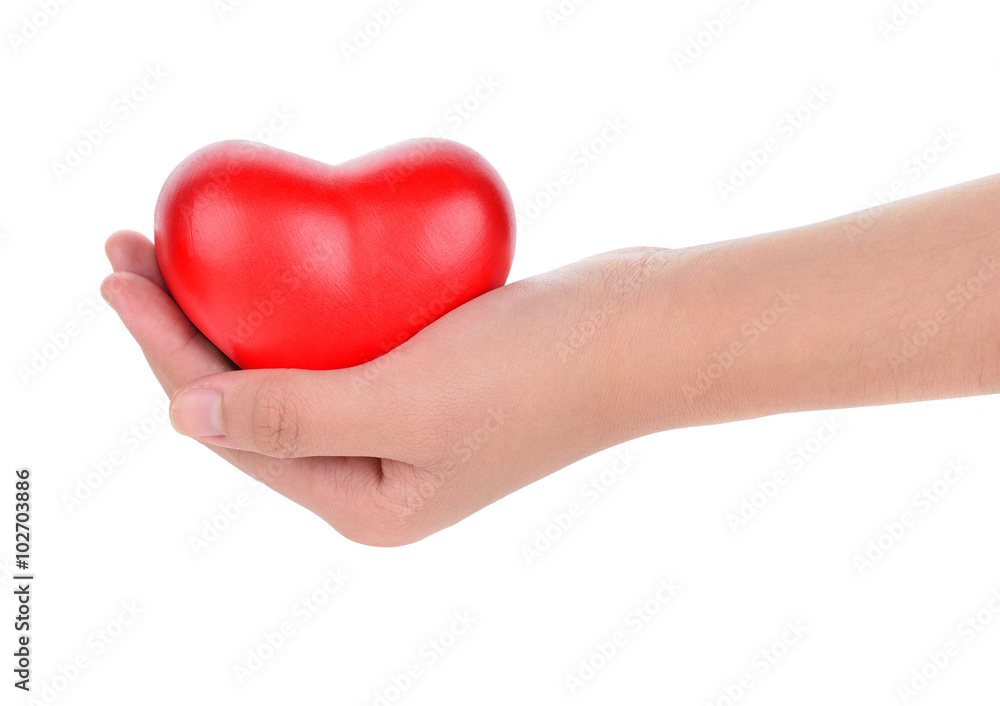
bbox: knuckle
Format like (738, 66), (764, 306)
(252, 377), (303, 457)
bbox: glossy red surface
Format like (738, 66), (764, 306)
(154, 139), (516, 369)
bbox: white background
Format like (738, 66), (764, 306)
(3, 0), (1000, 704)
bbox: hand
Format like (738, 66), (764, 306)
(103, 176), (1000, 546)
(102, 230), (674, 546)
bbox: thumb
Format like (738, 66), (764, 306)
(168, 367), (403, 459)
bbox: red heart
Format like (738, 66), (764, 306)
(154, 139), (516, 370)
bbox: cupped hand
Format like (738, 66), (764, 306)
(102, 230), (674, 546)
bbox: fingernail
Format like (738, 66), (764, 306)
(170, 387), (224, 438)
(100, 275), (116, 306)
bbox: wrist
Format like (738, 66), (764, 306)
(623, 238), (803, 435)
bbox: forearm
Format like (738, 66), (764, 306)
(100, 174), (1000, 544)
(632, 173), (1000, 434)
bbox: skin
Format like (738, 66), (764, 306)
(102, 172), (1000, 547)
